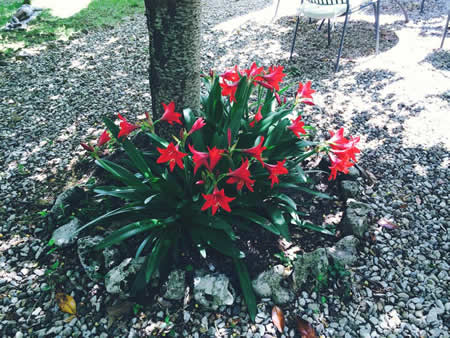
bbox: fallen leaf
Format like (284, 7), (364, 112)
(416, 196), (421, 205)
(271, 305), (285, 333)
(56, 293), (77, 315)
(296, 317), (317, 338)
(369, 232), (377, 243)
(377, 218), (398, 230)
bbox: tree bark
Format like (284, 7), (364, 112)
(144, 0), (201, 138)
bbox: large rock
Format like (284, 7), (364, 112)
(50, 187), (85, 220)
(193, 271), (234, 310)
(104, 257), (145, 294)
(163, 270), (186, 300)
(342, 199), (371, 238)
(77, 236), (104, 281)
(51, 218), (81, 247)
(326, 235), (359, 266)
(292, 248), (329, 292)
(339, 180), (359, 200)
(252, 265), (293, 305)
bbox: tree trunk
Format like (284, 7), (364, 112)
(144, 0), (201, 138)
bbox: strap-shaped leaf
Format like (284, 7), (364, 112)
(293, 219), (335, 236)
(232, 209), (280, 236)
(195, 215), (236, 240)
(76, 204), (146, 233)
(135, 234), (153, 259)
(296, 186), (332, 199)
(95, 159), (150, 192)
(95, 219), (162, 250)
(233, 258), (257, 322)
(267, 207), (290, 241)
(103, 117), (153, 179)
(94, 186), (144, 201)
(273, 193), (297, 210)
(146, 132), (168, 148)
(193, 227), (242, 258)
(145, 236), (172, 283)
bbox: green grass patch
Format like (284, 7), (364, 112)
(0, 0), (144, 58)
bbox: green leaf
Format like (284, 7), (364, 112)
(194, 215), (236, 240)
(104, 117), (153, 179)
(232, 209), (280, 235)
(233, 258), (257, 321)
(267, 207), (290, 241)
(293, 220), (335, 236)
(95, 159), (150, 192)
(77, 204), (146, 233)
(136, 235), (153, 259)
(94, 186), (144, 201)
(95, 219), (162, 250)
(146, 132), (168, 148)
(296, 186), (332, 199)
(274, 193), (297, 210)
(145, 236), (172, 283)
(193, 227), (242, 258)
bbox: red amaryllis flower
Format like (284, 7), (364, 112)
(227, 128), (232, 148)
(256, 80), (274, 91)
(189, 117), (206, 135)
(242, 137), (267, 166)
(328, 152), (354, 181)
(156, 142), (187, 172)
(118, 114), (138, 138)
(275, 92), (282, 106)
(97, 130), (111, 147)
(328, 128), (360, 162)
(249, 106), (263, 128)
(207, 146), (225, 170)
(265, 159), (288, 188)
(262, 65), (286, 91)
(296, 81), (315, 105)
(220, 80), (239, 102)
(226, 158), (255, 192)
(161, 102), (182, 125)
(189, 144), (209, 174)
(288, 115), (306, 138)
(201, 186), (235, 215)
(244, 62), (264, 83)
(81, 143), (94, 152)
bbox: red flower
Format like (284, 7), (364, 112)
(81, 143), (94, 152)
(118, 114), (138, 138)
(189, 144), (209, 174)
(265, 159), (289, 188)
(201, 186), (235, 215)
(189, 117), (206, 135)
(242, 137), (267, 166)
(296, 81), (315, 105)
(188, 145), (224, 173)
(256, 80), (274, 91)
(288, 115), (306, 138)
(221, 66), (240, 82)
(262, 65), (286, 91)
(227, 128), (232, 148)
(226, 158), (255, 192)
(156, 143), (187, 172)
(161, 102), (182, 125)
(97, 130), (111, 147)
(328, 152), (354, 181)
(328, 128), (360, 162)
(249, 106), (263, 128)
(244, 62), (264, 83)
(207, 146), (225, 171)
(275, 92), (282, 106)
(220, 67), (240, 102)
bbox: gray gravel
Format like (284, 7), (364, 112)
(1, 0), (449, 337)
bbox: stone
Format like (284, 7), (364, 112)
(326, 235), (360, 266)
(163, 270), (186, 300)
(193, 271), (234, 310)
(347, 166), (360, 179)
(252, 265), (294, 305)
(51, 218), (81, 247)
(50, 186), (85, 221)
(340, 180), (359, 199)
(77, 236), (104, 281)
(103, 247), (120, 270)
(342, 199), (371, 238)
(104, 257), (145, 294)
(292, 248), (329, 292)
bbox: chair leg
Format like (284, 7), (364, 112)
(440, 13), (449, 49)
(375, 0), (380, 54)
(335, 12), (349, 72)
(290, 16), (301, 61)
(420, 0), (425, 14)
(318, 19), (325, 31)
(327, 19), (331, 47)
(272, 0), (281, 22)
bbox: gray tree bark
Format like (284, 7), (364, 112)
(144, 0), (201, 137)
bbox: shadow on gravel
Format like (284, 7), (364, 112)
(422, 49), (450, 71)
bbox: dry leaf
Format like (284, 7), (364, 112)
(296, 317), (317, 338)
(56, 293), (77, 315)
(377, 218), (398, 230)
(271, 305), (285, 333)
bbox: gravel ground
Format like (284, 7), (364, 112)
(0, 0), (449, 337)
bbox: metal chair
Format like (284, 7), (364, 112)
(289, 0), (380, 72)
